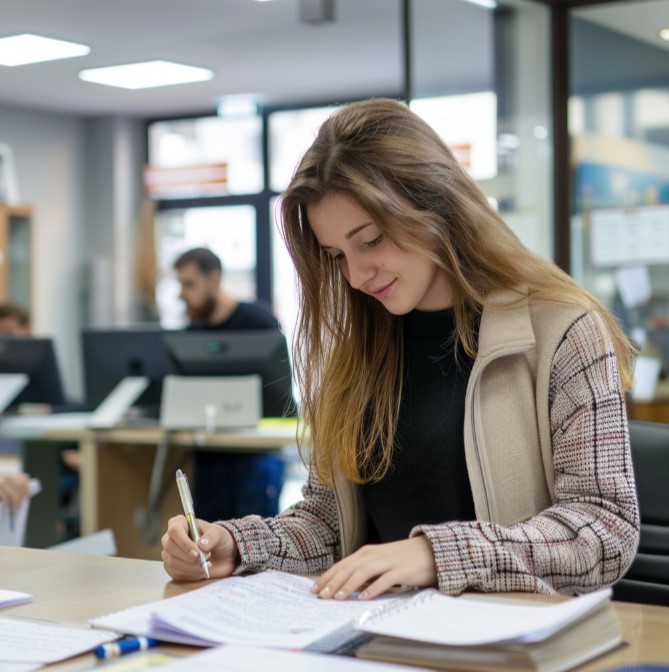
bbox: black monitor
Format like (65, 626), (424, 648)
(162, 330), (297, 418)
(81, 326), (174, 413)
(0, 336), (66, 407)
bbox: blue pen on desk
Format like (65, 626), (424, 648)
(94, 637), (159, 659)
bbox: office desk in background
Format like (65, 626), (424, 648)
(0, 414), (299, 558)
(1, 546), (669, 671)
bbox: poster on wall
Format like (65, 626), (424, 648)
(0, 143), (20, 204)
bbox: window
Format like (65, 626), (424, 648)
(155, 205), (257, 328)
(147, 115), (263, 197)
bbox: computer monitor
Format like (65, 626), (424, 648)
(81, 327), (174, 413)
(162, 330), (297, 418)
(0, 336), (66, 407)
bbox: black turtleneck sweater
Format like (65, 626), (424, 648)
(362, 308), (476, 543)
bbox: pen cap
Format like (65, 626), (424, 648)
(175, 469), (194, 513)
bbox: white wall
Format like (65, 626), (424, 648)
(0, 102), (87, 399)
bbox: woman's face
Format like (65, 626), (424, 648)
(307, 193), (453, 314)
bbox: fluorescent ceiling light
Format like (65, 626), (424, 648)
(79, 60), (214, 90)
(0, 33), (90, 66)
(660, 28), (669, 42)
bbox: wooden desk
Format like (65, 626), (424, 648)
(1, 546), (669, 671)
(48, 424), (299, 537)
(0, 546), (200, 670)
(1, 415), (299, 558)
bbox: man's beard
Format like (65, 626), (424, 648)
(187, 294), (218, 323)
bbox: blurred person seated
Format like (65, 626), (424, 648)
(0, 302), (80, 540)
(0, 302), (31, 336)
(0, 473), (30, 510)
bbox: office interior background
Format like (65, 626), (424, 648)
(0, 0), (668, 409)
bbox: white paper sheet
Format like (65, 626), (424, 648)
(0, 664), (41, 672)
(159, 644), (418, 672)
(359, 587), (613, 646)
(0, 591), (32, 609)
(615, 265), (652, 309)
(0, 479), (42, 547)
(0, 617), (117, 664)
(91, 571), (409, 650)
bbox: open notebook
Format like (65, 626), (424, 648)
(0, 478), (42, 547)
(90, 568), (619, 671)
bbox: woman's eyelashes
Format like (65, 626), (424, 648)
(363, 234), (384, 249)
(325, 234), (384, 262)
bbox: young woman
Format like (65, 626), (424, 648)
(162, 98), (639, 600)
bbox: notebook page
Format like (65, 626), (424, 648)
(0, 617), (117, 664)
(92, 570), (410, 650)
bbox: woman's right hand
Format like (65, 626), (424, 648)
(161, 515), (239, 581)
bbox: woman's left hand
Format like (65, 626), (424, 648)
(312, 535), (437, 601)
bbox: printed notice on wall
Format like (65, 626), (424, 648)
(590, 205), (669, 268)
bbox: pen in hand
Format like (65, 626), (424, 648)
(175, 468), (210, 579)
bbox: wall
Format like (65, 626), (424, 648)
(0, 105), (147, 401)
(0, 102), (86, 399)
(82, 117), (147, 330)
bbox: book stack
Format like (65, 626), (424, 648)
(355, 587), (621, 672)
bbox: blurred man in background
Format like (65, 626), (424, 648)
(173, 247), (288, 521)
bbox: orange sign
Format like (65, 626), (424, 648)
(143, 163), (228, 198)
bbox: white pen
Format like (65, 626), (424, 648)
(175, 469), (210, 579)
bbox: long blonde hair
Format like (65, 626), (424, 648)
(280, 98), (635, 487)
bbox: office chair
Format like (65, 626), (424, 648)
(613, 420), (669, 607)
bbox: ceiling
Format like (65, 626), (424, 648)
(574, 0), (669, 52)
(0, 0), (666, 119)
(0, 0), (403, 117)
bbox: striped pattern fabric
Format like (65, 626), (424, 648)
(220, 313), (640, 596)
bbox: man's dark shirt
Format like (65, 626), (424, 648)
(187, 302), (279, 331)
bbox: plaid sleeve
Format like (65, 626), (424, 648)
(216, 461), (342, 576)
(410, 312), (640, 596)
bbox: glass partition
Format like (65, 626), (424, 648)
(408, 0), (553, 260)
(570, 0), (669, 396)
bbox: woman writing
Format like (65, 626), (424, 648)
(162, 98), (639, 599)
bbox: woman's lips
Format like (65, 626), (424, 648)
(370, 279), (396, 299)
